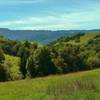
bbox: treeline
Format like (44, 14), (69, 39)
(0, 33), (100, 81)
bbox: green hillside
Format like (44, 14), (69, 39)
(79, 32), (100, 43)
(0, 32), (99, 81)
(0, 69), (100, 100)
(52, 32), (100, 45)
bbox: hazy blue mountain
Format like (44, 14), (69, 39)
(0, 28), (100, 44)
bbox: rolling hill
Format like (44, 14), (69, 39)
(51, 32), (100, 46)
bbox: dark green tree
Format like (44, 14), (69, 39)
(0, 63), (10, 82)
(27, 46), (57, 77)
(0, 49), (5, 63)
(18, 47), (30, 78)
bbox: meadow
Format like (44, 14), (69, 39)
(0, 68), (100, 100)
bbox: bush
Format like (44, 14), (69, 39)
(0, 63), (10, 82)
(86, 56), (100, 69)
(0, 49), (5, 63)
(4, 55), (22, 80)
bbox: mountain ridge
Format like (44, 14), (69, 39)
(0, 28), (100, 43)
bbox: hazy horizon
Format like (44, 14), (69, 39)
(0, 27), (100, 31)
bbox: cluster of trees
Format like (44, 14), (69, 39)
(0, 33), (100, 81)
(0, 49), (10, 81)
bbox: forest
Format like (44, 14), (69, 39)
(0, 32), (100, 81)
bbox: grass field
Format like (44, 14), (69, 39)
(0, 68), (100, 100)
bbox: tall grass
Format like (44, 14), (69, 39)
(0, 69), (100, 100)
(47, 80), (98, 100)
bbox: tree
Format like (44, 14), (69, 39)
(0, 49), (5, 63)
(26, 54), (38, 77)
(86, 55), (100, 69)
(53, 56), (68, 74)
(0, 64), (10, 82)
(26, 46), (57, 77)
(17, 41), (38, 78)
(18, 47), (30, 78)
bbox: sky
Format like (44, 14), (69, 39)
(0, 0), (100, 30)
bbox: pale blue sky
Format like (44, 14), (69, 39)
(0, 0), (100, 30)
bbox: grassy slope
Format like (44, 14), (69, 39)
(64, 32), (100, 45)
(0, 69), (100, 100)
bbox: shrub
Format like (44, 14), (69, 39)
(0, 49), (5, 63)
(0, 63), (10, 81)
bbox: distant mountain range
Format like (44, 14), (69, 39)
(0, 28), (100, 44)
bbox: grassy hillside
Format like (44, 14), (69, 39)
(70, 32), (99, 45)
(53, 32), (100, 45)
(0, 69), (100, 100)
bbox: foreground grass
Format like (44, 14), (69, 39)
(0, 69), (100, 100)
(65, 32), (100, 45)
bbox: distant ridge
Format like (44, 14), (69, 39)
(0, 28), (100, 44)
